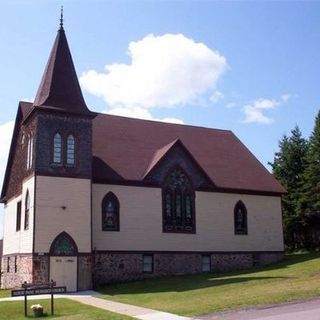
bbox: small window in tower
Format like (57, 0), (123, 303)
(66, 134), (75, 165)
(53, 133), (62, 164)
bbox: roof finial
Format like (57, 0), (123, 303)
(59, 6), (64, 30)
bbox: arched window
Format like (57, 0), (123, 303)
(50, 231), (78, 256)
(24, 190), (30, 230)
(234, 201), (248, 235)
(26, 134), (33, 169)
(162, 167), (195, 233)
(102, 192), (120, 231)
(66, 134), (75, 165)
(53, 133), (62, 164)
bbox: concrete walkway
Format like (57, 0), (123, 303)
(0, 290), (192, 320)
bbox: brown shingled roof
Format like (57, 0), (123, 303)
(33, 27), (90, 115)
(92, 113), (286, 194)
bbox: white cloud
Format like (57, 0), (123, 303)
(105, 107), (184, 124)
(242, 94), (290, 124)
(209, 91), (224, 104)
(80, 33), (227, 121)
(0, 120), (14, 239)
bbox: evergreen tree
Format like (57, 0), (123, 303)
(270, 126), (308, 249)
(298, 111), (320, 247)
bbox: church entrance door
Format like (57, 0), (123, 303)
(49, 232), (78, 292)
(50, 256), (77, 292)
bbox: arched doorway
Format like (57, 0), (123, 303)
(49, 232), (78, 292)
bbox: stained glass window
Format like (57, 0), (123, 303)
(163, 167), (195, 233)
(102, 192), (120, 231)
(66, 134), (75, 165)
(24, 190), (30, 230)
(51, 232), (77, 256)
(53, 133), (62, 164)
(234, 201), (248, 235)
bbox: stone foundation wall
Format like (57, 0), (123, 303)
(93, 253), (143, 285)
(1, 255), (33, 289)
(33, 255), (49, 284)
(93, 251), (284, 287)
(78, 255), (93, 291)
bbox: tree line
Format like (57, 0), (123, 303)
(269, 110), (320, 250)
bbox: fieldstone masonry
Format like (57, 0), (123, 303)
(1, 255), (33, 288)
(92, 252), (284, 287)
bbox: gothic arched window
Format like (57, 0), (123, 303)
(53, 133), (62, 164)
(50, 232), (78, 256)
(234, 201), (248, 235)
(102, 192), (120, 231)
(162, 167), (195, 233)
(66, 134), (75, 165)
(24, 190), (30, 230)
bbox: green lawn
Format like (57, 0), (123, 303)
(0, 298), (133, 319)
(97, 252), (320, 317)
(0, 290), (10, 298)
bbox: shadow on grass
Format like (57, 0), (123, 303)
(97, 252), (320, 296)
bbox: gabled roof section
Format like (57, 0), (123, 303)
(33, 26), (90, 115)
(1, 101), (33, 202)
(142, 138), (215, 187)
(92, 113), (286, 195)
(142, 139), (179, 179)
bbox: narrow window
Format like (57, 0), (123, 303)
(143, 254), (153, 273)
(26, 136), (30, 169)
(24, 190), (30, 230)
(7, 257), (10, 273)
(16, 201), (22, 231)
(202, 255), (211, 272)
(53, 133), (62, 164)
(162, 167), (195, 233)
(29, 134), (33, 168)
(234, 201), (248, 235)
(14, 256), (18, 273)
(102, 192), (120, 231)
(66, 134), (75, 165)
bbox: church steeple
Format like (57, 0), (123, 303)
(33, 12), (90, 115)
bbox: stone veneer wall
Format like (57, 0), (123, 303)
(78, 255), (93, 291)
(33, 255), (49, 284)
(0, 255), (33, 289)
(93, 252), (284, 287)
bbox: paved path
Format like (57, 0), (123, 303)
(198, 298), (320, 320)
(0, 290), (192, 320)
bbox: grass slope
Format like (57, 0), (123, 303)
(0, 299), (133, 320)
(98, 252), (320, 316)
(0, 290), (10, 298)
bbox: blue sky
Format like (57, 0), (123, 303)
(1, 1), (320, 237)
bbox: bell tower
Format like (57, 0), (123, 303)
(26, 12), (93, 291)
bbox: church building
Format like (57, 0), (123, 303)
(0, 20), (285, 291)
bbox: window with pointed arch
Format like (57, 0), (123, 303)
(234, 201), (248, 235)
(53, 132), (62, 164)
(66, 134), (75, 165)
(102, 192), (120, 231)
(162, 167), (195, 233)
(24, 190), (30, 230)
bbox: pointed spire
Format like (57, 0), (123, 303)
(33, 11), (90, 115)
